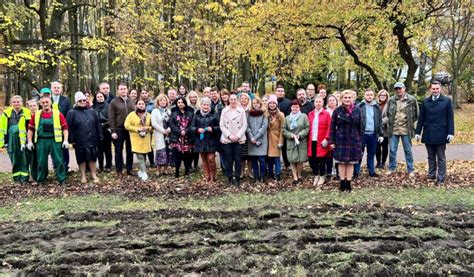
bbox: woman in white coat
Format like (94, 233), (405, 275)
(151, 94), (171, 177)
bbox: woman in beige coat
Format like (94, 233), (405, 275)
(266, 95), (285, 181)
(220, 94), (247, 186)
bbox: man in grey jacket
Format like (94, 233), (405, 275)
(355, 89), (384, 177)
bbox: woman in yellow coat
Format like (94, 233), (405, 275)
(125, 99), (152, 181)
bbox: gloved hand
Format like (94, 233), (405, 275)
(20, 144), (26, 151)
(26, 142), (34, 151)
(378, 137), (384, 143)
(447, 135), (454, 143)
(62, 141), (70, 149)
(321, 139), (328, 148)
(415, 134), (421, 142)
(277, 144), (283, 149)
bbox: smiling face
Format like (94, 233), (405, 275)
(179, 85), (186, 95)
(11, 97), (22, 110)
(291, 104), (300, 113)
(96, 93), (105, 103)
(129, 89), (138, 99)
(77, 98), (87, 108)
(159, 97), (168, 108)
(318, 89), (327, 99)
(189, 94), (197, 105)
(314, 97), (323, 110)
(176, 98), (186, 109)
(229, 94), (238, 108)
(136, 100), (146, 110)
(252, 98), (262, 110)
(28, 101), (38, 113)
(201, 102), (210, 113)
(342, 93), (353, 106)
(378, 91), (388, 103)
(327, 96), (337, 108)
(140, 90), (149, 100)
(240, 95), (249, 107)
(430, 83), (441, 96)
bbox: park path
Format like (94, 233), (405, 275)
(0, 144), (472, 172)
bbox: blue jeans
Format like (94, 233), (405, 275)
(251, 156), (266, 179)
(355, 133), (377, 175)
(267, 157), (281, 177)
(389, 135), (414, 173)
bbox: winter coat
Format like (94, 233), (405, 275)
(151, 107), (170, 151)
(379, 101), (389, 137)
(246, 110), (269, 156)
(300, 101), (315, 115)
(220, 106), (247, 144)
(169, 106), (195, 145)
(211, 99), (224, 118)
(387, 93), (419, 138)
(283, 113), (309, 163)
(267, 110), (285, 157)
(108, 96), (135, 133)
(124, 111), (152, 154)
(358, 100), (383, 137)
(53, 95), (71, 117)
(190, 110), (221, 153)
(415, 95), (455, 145)
(93, 101), (109, 128)
(66, 107), (103, 149)
(307, 109), (331, 158)
(278, 97), (292, 116)
(329, 105), (363, 163)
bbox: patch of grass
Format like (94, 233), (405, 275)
(0, 187), (473, 222)
(453, 103), (474, 144)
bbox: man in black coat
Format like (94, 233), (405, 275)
(415, 81), (455, 184)
(51, 81), (71, 172)
(297, 88), (315, 115)
(275, 84), (292, 170)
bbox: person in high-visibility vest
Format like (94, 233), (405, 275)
(26, 99), (39, 181)
(27, 96), (69, 184)
(0, 95), (31, 183)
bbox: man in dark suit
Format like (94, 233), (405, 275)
(51, 81), (71, 172)
(415, 81), (455, 184)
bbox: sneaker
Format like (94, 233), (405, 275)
(369, 173), (378, 177)
(408, 172), (415, 178)
(313, 176), (320, 186)
(138, 171), (144, 179)
(141, 172), (149, 181)
(385, 170), (394, 176)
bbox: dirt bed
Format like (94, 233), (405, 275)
(0, 204), (472, 275)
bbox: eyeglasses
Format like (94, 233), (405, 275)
(78, 99), (86, 102)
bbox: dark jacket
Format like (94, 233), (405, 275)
(300, 101), (315, 115)
(93, 101), (109, 128)
(358, 100), (383, 137)
(329, 106), (363, 163)
(66, 107), (103, 148)
(106, 93), (115, 104)
(211, 99), (224, 118)
(169, 106), (195, 144)
(190, 110), (220, 152)
(108, 96), (135, 133)
(415, 95), (455, 145)
(278, 97), (292, 116)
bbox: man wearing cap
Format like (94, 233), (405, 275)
(39, 87), (52, 98)
(415, 81), (454, 184)
(386, 82), (419, 177)
(26, 95), (69, 184)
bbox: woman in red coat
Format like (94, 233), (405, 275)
(307, 96), (331, 186)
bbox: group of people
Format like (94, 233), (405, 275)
(0, 80), (455, 191)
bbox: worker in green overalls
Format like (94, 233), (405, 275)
(0, 95), (31, 183)
(27, 95), (69, 184)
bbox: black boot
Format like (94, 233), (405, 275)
(346, 180), (352, 192)
(275, 174), (281, 181)
(339, 180), (345, 191)
(253, 176), (258, 183)
(227, 176), (233, 186)
(235, 177), (241, 187)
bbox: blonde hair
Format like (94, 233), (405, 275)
(238, 92), (251, 111)
(10, 95), (23, 105)
(155, 94), (170, 108)
(187, 90), (201, 109)
(377, 89), (390, 103)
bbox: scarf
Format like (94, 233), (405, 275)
(288, 111), (302, 130)
(343, 103), (355, 115)
(268, 107), (278, 118)
(136, 110), (146, 126)
(200, 110), (210, 117)
(249, 109), (264, 117)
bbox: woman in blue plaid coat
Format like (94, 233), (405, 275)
(329, 90), (362, 192)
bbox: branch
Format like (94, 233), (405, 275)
(23, 0), (40, 17)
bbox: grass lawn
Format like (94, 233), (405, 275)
(1, 186), (473, 222)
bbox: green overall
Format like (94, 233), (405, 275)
(36, 116), (67, 183)
(6, 112), (29, 182)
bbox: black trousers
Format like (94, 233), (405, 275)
(113, 129), (133, 172)
(308, 141), (325, 176)
(222, 143), (242, 178)
(98, 127), (112, 170)
(282, 140), (290, 168)
(192, 152), (199, 169)
(376, 136), (389, 165)
(173, 149), (193, 177)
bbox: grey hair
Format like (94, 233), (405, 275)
(200, 97), (211, 105)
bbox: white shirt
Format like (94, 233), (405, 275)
(311, 108), (322, 141)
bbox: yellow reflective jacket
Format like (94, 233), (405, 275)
(0, 107), (31, 147)
(34, 109), (62, 143)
